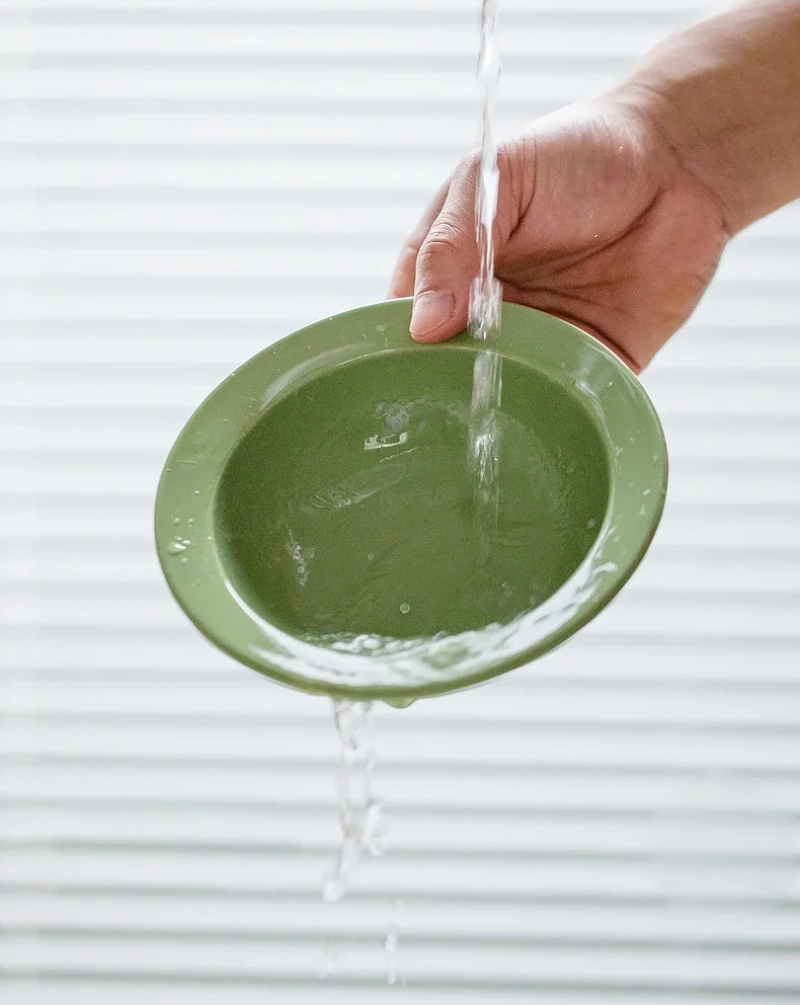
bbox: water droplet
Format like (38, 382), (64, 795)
(167, 537), (191, 556)
(384, 696), (415, 709)
(587, 518), (597, 529)
(367, 553), (375, 561)
(319, 940), (340, 979)
(172, 517), (181, 526)
(179, 556), (188, 564)
(321, 876), (345, 904)
(194, 489), (200, 496)
(606, 380), (614, 388)
(642, 489), (651, 497)
(187, 518), (194, 525)
(385, 900), (403, 986)
(399, 602), (410, 615)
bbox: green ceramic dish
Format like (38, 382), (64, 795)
(155, 299), (667, 703)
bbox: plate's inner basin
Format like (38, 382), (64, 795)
(215, 348), (609, 642)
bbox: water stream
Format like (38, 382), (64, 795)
(320, 1), (504, 980)
(468, 0), (503, 534)
(322, 699), (385, 904)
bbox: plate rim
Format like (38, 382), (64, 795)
(154, 298), (668, 701)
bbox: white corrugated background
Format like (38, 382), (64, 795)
(1, 1), (799, 1002)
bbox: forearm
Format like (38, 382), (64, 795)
(611, 0), (800, 234)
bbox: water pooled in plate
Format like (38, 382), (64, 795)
(215, 349), (609, 647)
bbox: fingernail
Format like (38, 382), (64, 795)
(410, 291), (455, 340)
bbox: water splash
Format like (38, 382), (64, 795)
(322, 699), (385, 903)
(468, 0), (503, 532)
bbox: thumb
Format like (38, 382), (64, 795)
(410, 169), (477, 343)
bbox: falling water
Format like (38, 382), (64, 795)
(385, 898), (404, 985)
(322, 699), (385, 903)
(320, 0), (505, 972)
(468, 0), (503, 531)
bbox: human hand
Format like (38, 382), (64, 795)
(389, 98), (729, 371)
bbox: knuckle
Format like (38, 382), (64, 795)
(420, 220), (463, 260)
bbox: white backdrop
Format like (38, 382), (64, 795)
(2, 1), (800, 1002)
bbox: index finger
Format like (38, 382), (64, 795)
(387, 179), (450, 299)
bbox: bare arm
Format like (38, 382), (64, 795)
(613, 0), (800, 235)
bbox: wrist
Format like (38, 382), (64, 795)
(605, 77), (736, 238)
(605, 1), (800, 236)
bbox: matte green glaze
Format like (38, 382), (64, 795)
(155, 299), (667, 702)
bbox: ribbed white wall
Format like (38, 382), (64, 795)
(2, 2), (799, 1002)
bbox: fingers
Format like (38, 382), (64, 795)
(409, 159), (479, 342)
(387, 181), (450, 300)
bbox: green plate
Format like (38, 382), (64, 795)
(155, 299), (667, 703)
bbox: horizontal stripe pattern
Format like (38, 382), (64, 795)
(2, 1), (800, 1002)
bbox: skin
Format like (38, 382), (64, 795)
(389, 1), (800, 372)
